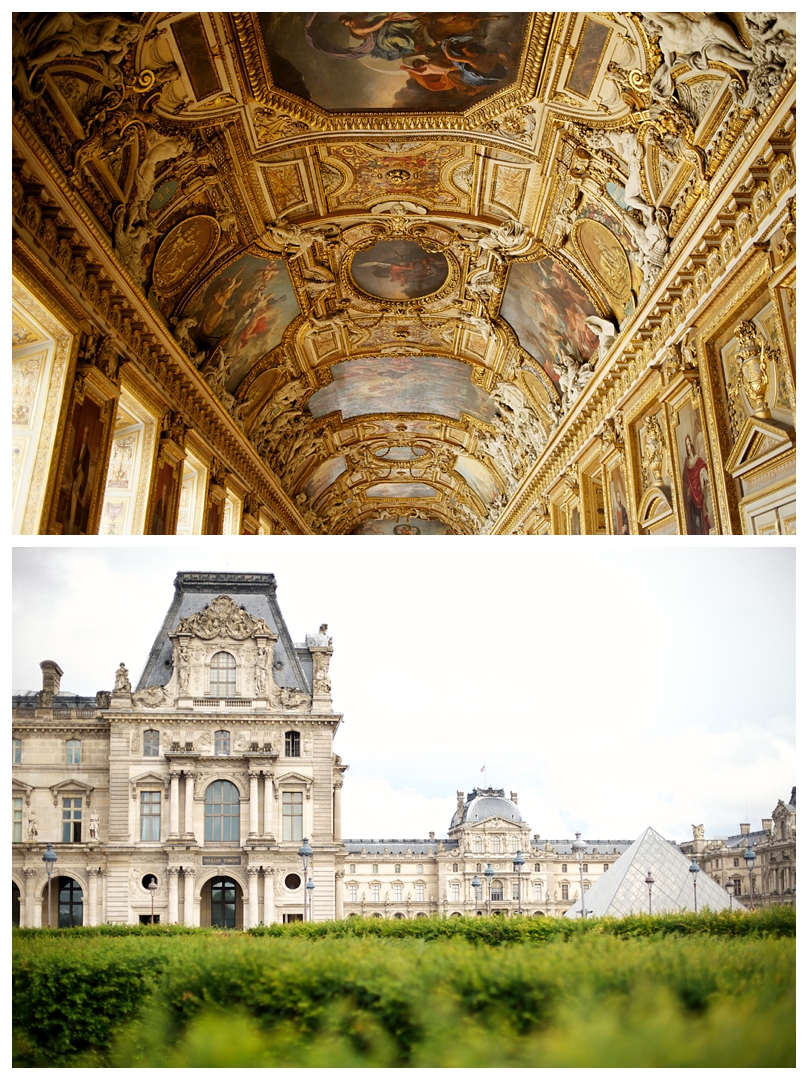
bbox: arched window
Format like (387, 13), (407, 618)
(210, 652), (236, 697)
(492, 836), (501, 854)
(58, 877), (83, 927)
(204, 780), (240, 842)
(12, 881), (20, 926)
(491, 879), (504, 902)
(285, 730), (300, 757)
(210, 877), (238, 928)
(473, 837), (482, 853)
(214, 730), (230, 756)
(143, 730), (159, 756)
(12, 738), (21, 765)
(561, 863), (568, 874)
(66, 739), (81, 764)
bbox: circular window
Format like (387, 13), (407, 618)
(141, 874), (158, 890)
(284, 873), (302, 890)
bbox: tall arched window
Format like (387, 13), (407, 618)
(473, 837), (482, 854)
(66, 739), (81, 764)
(58, 877), (83, 927)
(491, 836), (501, 854)
(210, 652), (236, 697)
(205, 780), (240, 842)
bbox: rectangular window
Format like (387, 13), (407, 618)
(372, 863), (378, 874)
(62, 798), (82, 842)
(452, 863), (458, 873)
(214, 730), (231, 756)
(13, 797), (23, 842)
(534, 863), (541, 873)
(533, 882), (542, 901)
(603, 864), (609, 872)
(512, 881), (520, 900)
(66, 740), (81, 765)
(349, 863), (356, 875)
(140, 791), (161, 842)
(561, 883), (569, 901)
(13, 739), (21, 765)
(282, 791), (303, 842)
(416, 863), (423, 874)
(285, 731), (300, 757)
(394, 863), (401, 874)
(394, 884), (402, 902)
(143, 730), (159, 756)
(491, 883), (504, 901)
(371, 884), (380, 902)
(416, 884), (424, 902)
(492, 837), (501, 854)
(451, 883), (460, 902)
(349, 884), (357, 902)
(582, 863), (588, 873)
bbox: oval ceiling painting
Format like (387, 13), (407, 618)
(350, 240), (449, 301)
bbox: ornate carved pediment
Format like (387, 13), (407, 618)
(637, 486), (674, 530)
(50, 778), (95, 806)
(724, 417), (794, 479)
(174, 595), (277, 641)
(132, 684), (170, 708)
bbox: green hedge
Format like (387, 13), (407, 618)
(13, 914), (796, 1068)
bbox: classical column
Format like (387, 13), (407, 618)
(335, 871), (344, 920)
(333, 780), (343, 842)
(183, 867), (196, 926)
(263, 775), (274, 838)
(183, 774), (195, 837)
(249, 773), (259, 839)
(263, 868), (275, 925)
(23, 867), (37, 928)
(168, 867), (180, 924)
(86, 868), (99, 926)
(169, 772), (180, 836)
(247, 866), (260, 928)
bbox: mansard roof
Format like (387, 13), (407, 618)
(137, 572), (312, 693)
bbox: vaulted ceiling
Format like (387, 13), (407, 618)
(12, 12), (795, 533)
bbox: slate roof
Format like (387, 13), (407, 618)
(564, 825), (734, 917)
(137, 572), (312, 693)
(450, 787), (523, 828)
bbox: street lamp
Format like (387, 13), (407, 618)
(725, 879), (734, 913)
(306, 876), (315, 921)
(513, 849), (525, 915)
(42, 843), (57, 928)
(298, 838), (313, 922)
(572, 832), (587, 918)
(645, 870), (655, 915)
(471, 874), (482, 913)
(743, 841), (757, 910)
(147, 876), (158, 924)
(688, 858), (700, 914)
(484, 862), (494, 916)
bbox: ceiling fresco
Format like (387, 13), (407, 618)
(11, 12), (797, 533)
(260, 13), (530, 112)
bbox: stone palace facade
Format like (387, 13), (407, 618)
(11, 572), (794, 926)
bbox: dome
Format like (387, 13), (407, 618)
(450, 788), (523, 829)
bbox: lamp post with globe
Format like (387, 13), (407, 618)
(513, 849), (525, 915)
(743, 841), (757, 910)
(298, 838), (313, 922)
(42, 843), (57, 928)
(689, 857), (700, 914)
(484, 862), (494, 916)
(572, 832), (588, 918)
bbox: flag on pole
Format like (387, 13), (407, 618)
(480, 765), (485, 772)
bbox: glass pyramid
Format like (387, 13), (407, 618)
(564, 826), (735, 918)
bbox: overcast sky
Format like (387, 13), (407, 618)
(12, 541), (795, 845)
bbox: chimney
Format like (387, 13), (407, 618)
(762, 818), (773, 835)
(429, 831), (435, 840)
(740, 823), (750, 835)
(510, 791), (518, 804)
(39, 660), (63, 702)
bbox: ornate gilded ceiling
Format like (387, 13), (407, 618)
(11, 12), (797, 533)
